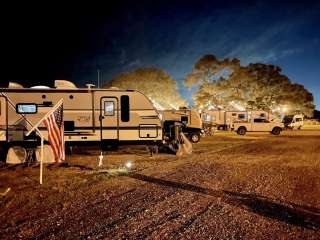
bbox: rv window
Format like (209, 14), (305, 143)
(121, 95), (130, 122)
(16, 104), (37, 114)
(104, 101), (115, 116)
(295, 118), (302, 122)
(254, 118), (269, 123)
(238, 114), (246, 119)
(181, 116), (188, 124)
(203, 114), (211, 122)
(64, 121), (75, 131)
(232, 113), (237, 116)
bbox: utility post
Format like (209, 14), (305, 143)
(97, 68), (100, 88)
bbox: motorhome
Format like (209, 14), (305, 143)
(0, 80), (170, 158)
(201, 110), (273, 130)
(160, 108), (203, 143)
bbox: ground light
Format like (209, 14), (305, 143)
(125, 161), (133, 169)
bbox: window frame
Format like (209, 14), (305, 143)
(238, 114), (246, 119)
(16, 103), (38, 114)
(104, 101), (115, 116)
(254, 118), (269, 123)
(120, 95), (130, 122)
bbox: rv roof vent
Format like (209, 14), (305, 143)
(54, 80), (77, 89)
(8, 82), (24, 88)
(108, 87), (119, 90)
(30, 85), (50, 89)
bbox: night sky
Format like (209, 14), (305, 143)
(1, 1), (320, 109)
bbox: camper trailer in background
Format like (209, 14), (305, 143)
(160, 108), (203, 143)
(283, 114), (304, 130)
(201, 110), (273, 130)
(0, 80), (186, 160)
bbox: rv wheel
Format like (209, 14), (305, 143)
(271, 127), (281, 135)
(237, 127), (246, 135)
(189, 132), (200, 143)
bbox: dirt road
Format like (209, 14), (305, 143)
(0, 131), (320, 239)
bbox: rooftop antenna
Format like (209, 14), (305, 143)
(97, 68), (100, 88)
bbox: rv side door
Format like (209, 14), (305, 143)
(100, 97), (119, 140)
(0, 96), (7, 141)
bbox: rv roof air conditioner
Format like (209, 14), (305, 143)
(108, 87), (120, 90)
(30, 86), (50, 89)
(8, 82), (24, 88)
(54, 80), (77, 89)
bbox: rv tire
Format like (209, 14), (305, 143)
(271, 127), (281, 135)
(189, 132), (200, 143)
(237, 127), (246, 135)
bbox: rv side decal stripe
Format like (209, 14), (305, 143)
(38, 126), (161, 131)
(140, 115), (159, 119)
(36, 108), (156, 111)
(0, 89), (135, 93)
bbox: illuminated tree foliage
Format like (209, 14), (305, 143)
(185, 55), (315, 116)
(104, 67), (186, 109)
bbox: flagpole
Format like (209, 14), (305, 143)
(26, 98), (63, 185)
(40, 135), (44, 184)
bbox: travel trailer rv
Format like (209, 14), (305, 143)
(283, 114), (304, 130)
(160, 108), (203, 143)
(0, 80), (183, 160)
(201, 110), (273, 130)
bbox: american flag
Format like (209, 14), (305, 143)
(43, 102), (65, 162)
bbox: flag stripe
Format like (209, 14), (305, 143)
(45, 117), (60, 160)
(43, 102), (65, 162)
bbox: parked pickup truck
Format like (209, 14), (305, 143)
(232, 118), (284, 135)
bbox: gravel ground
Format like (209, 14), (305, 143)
(0, 130), (319, 239)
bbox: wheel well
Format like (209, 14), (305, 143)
(272, 126), (281, 131)
(183, 127), (201, 134)
(237, 126), (247, 131)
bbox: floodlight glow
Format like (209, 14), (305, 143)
(125, 161), (133, 169)
(150, 98), (164, 110)
(169, 104), (178, 110)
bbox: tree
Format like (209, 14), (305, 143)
(186, 55), (315, 116)
(103, 67), (186, 109)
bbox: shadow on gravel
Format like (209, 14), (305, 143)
(128, 173), (320, 230)
(46, 163), (94, 171)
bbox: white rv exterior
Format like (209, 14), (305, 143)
(0, 81), (163, 148)
(201, 110), (273, 130)
(283, 114), (304, 130)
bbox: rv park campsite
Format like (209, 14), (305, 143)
(0, 130), (319, 239)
